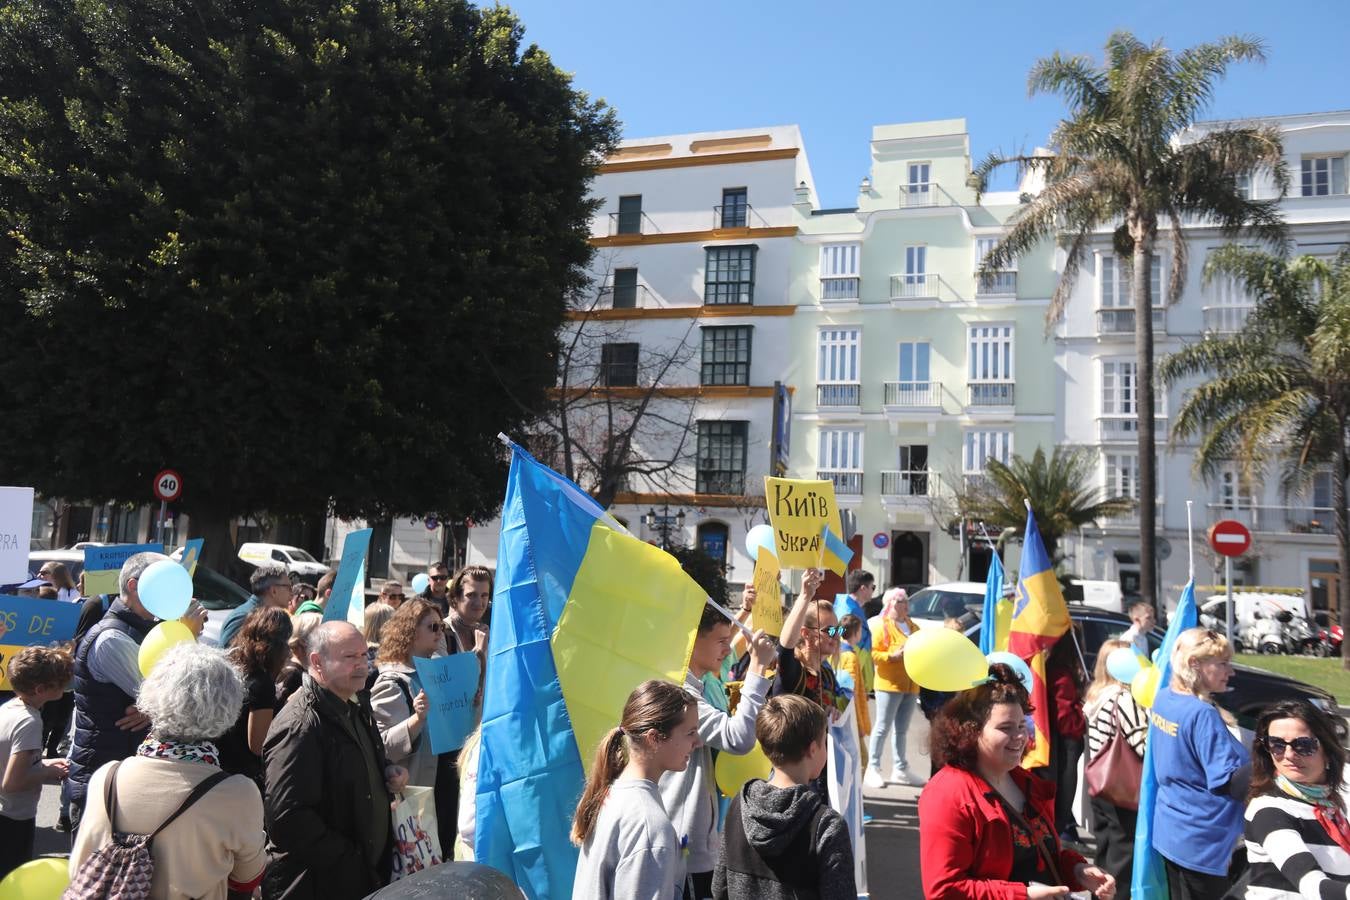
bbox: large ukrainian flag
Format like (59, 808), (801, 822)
(475, 441), (705, 899)
(1008, 507), (1071, 769)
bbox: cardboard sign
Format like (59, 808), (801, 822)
(0, 487), (34, 585)
(763, 476), (845, 571)
(413, 652), (480, 754)
(0, 594), (83, 691)
(83, 543), (166, 596)
(751, 547), (783, 637)
(178, 538), (205, 577)
(323, 528), (372, 624)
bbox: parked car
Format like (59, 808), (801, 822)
(907, 582), (986, 627)
(966, 605), (1340, 732)
(237, 542), (330, 584)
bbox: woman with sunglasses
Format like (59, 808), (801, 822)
(371, 599), (456, 852)
(1240, 699), (1350, 898)
(1148, 627), (1249, 899)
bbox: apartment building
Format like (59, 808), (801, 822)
(1055, 109), (1350, 615)
(788, 119), (1057, 587)
(464, 127), (817, 586)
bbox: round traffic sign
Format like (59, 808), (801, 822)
(872, 532), (889, 550)
(424, 516), (439, 532)
(1208, 519), (1251, 557)
(153, 469), (182, 502)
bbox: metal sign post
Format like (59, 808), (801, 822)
(1225, 555), (1234, 644)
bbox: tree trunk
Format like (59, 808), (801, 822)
(188, 512), (242, 584)
(1132, 226), (1159, 608)
(1335, 434), (1350, 671)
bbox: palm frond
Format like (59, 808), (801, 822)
(1027, 52), (1108, 109)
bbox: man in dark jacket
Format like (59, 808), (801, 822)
(263, 621), (408, 900)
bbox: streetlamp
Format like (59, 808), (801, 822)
(645, 505), (686, 550)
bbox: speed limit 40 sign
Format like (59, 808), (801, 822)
(153, 469), (183, 503)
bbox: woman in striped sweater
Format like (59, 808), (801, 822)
(1241, 699), (1350, 899)
(1084, 639), (1148, 900)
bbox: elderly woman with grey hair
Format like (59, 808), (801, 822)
(69, 642), (267, 900)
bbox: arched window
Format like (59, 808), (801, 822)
(697, 522), (730, 570)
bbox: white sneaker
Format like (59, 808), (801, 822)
(891, 768), (923, 786)
(863, 767), (886, 789)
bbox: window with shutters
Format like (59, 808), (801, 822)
(963, 430), (1012, 474)
(1301, 155), (1347, 196)
(820, 243), (861, 300)
(817, 327), (861, 407)
(967, 324), (1014, 405)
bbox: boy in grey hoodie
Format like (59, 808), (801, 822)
(659, 601), (777, 898)
(713, 695), (856, 900)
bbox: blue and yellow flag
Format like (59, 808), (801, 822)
(1131, 579), (1197, 900)
(979, 551), (1006, 655)
(1008, 507), (1071, 769)
(476, 442), (705, 899)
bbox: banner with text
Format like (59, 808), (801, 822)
(752, 547), (783, 637)
(0, 487), (35, 585)
(413, 652), (480, 754)
(83, 543), (166, 596)
(0, 594), (83, 690)
(763, 476), (848, 573)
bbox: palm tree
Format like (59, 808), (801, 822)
(1160, 247), (1350, 667)
(958, 446), (1136, 564)
(970, 32), (1287, 607)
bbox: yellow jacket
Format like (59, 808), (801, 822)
(871, 617), (920, 694)
(837, 648), (872, 740)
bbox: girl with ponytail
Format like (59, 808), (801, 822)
(571, 679), (701, 900)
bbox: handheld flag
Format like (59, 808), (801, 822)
(979, 551), (1005, 655)
(477, 442), (705, 898)
(1008, 507), (1071, 769)
(322, 528), (372, 624)
(1131, 579), (1198, 900)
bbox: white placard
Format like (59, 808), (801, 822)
(0, 487), (35, 584)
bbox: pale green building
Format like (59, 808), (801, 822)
(787, 118), (1056, 588)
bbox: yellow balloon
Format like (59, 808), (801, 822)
(0, 857), (69, 900)
(1131, 666), (1162, 708)
(138, 620), (197, 677)
(714, 740), (773, 797)
(903, 626), (990, 692)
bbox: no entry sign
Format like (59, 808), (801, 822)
(1208, 519), (1251, 557)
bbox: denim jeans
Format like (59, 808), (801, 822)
(868, 689), (917, 772)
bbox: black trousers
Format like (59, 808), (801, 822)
(41, 691), (74, 757)
(434, 753), (459, 855)
(0, 814), (36, 882)
(683, 870), (714, 900)
(1054, 733), (1084, 835)
(1164, 858), (1231, 900)
(1089, 797), (1137, 900)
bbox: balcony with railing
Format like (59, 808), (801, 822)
(881, 469), (938, 500)
(883, 381), (942, 409)
(968, 381), (1015, 407)
(1203, 305), (1254, 333)
(890, 273), (941, 300)
(976, 270), (1018, 297)
(898, 182), (961, 208)
(1206, 503), (1339, 535)
(608, 211), (662, 237)
(712, 203), (770, 230)
(597, 283), (654, 310)
(1097, 416), (1168, 442)
(820, 277), (860, 301)
(817, 383), (861, 409)
(817, 469), (863, 497)
(1096, 307), (1166, 335)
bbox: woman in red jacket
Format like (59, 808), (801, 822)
(918, 664), (1116, 900)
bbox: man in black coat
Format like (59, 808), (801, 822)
(263, 621), (409, 900)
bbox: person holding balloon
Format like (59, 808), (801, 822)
(1147, 627), (1248, 900)
(1083, 640), (1149, 900)
(65, 552), (202, 831)
(918, 662), (1116, 900)
(865, 587), (922, 788)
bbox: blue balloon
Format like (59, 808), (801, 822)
(137, 559), (192, 621)
(986, 651), (1033, 692)
(1106, 646), (1145, 684)
(744, 524), (776, 560)
(410, 573), (430, 595)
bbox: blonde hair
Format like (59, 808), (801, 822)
(289, 611), (323, 667)
(1084, 638), (1131, 708)
(1170, 627), (1231, 697)
(363, 602), (396, 646)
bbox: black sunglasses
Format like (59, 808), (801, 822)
(1261, 736), (1320, 757)
(430, 574), (449, 582)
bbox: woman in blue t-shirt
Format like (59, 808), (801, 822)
(1148, 628), (1250, 900)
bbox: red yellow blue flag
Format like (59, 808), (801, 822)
(1008, 506), (1071, 769)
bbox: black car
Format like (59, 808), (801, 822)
(966, 604), (1340, 732)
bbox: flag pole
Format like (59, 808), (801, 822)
(1186, 499), (1194, 583)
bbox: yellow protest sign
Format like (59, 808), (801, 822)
(763, 476), (848, 573)
(751, 547), (783, 637)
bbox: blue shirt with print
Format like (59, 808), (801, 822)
(1148, 686), (1246, 875)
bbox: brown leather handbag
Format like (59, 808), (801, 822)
(1085, 697), (1143, 810)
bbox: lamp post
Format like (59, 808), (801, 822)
(644, 504), (686, 551)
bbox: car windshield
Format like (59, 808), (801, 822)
(908, 587), (980, 620)
(286, 548), (317, 563)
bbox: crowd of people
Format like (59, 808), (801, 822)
(0, 552), (1347, 900)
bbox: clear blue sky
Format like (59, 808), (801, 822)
(503, 0), (1350, 206)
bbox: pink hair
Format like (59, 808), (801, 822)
(882, 587), (908, 618)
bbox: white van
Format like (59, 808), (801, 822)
(1067, 579), (1125, 614)
(237, 543), (331, 582)
(1200, 591), (1309, 634)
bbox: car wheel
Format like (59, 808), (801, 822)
(1260, 641), (1281, 655)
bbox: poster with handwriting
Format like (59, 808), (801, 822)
(83, 543), (166, 596)
(763, 476), (843, 570)
(0, 594), (82, 690)
(752, 548), (783, 637)
(413, 652), (480, 754)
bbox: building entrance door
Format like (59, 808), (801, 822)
(890, 531), (928, 588)
(1310, 558), (1341, 625)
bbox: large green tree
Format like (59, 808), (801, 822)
(971, 32), (1286, 606)
(0, 0), (617, 564)
(1160, 247), (1350, 667)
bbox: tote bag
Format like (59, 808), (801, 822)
(390, 785), (444, 881)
